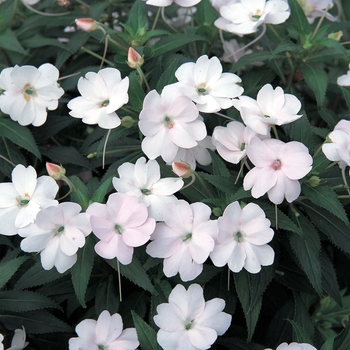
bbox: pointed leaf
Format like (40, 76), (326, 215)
(0, 28), (27, 55)
(321, 336), (335, 350)
(128, 70), (146, 112)
(91, 177), (113, 203)
(293, 294), (315, 341)
(286, 319), (313, 344)
(71, 235), (95, 308)
(0, 257), (28, 290)
(127, 0), (148, 32)
(209, 149), (230, 177)
(288, 0), (312, 35)
(289, 113), (313, 153)
(156, 58), (179, 93)
(132, 310), (161, 350)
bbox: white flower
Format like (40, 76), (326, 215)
(210, 201), (274, 273)
(139, 85), (207, 163)
(169, 136), (215, 170)
(112, 157), (184, 221)
(265, 342), (317, 350)
(154, 284), (232, 350)
(232, 83), (302, 135)
(337, 64), (350, 86)
(146, 200), (217, 281)
(69, 310), (139, 350)
(18, 202), (91, 273)
(7, 327), (28, 350)
(297, 0), (335, 24)
(215, 0), (290, 36)
(0, 165), (58, 236)
(0, 334), (3, 350)
(143, 0), (200, 7)
(174, 55), (243, 113)
(0, 64), (64, 126)
(67, 68), (129, 129)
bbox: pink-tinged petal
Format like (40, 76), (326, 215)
(174, 283), (205, 319)
(90, 216), (115, 242)
(156, 330), (191, 350)
(242, 220), (274, 245)
(244, 243), (274, 273)
(257, 84), (285, 116)
(95, 311), (123, 344)
(147, 194), (178, 221)
(113, 196), (148, 228)
(163, 200), (194, 233)
(154, 303), (186, 331)
(210, 240), (237, 267)
(240, 202), (265, 225)
(283, 177), (301, 203)
(196, 94), (222, 113)
(110, 328), (139, 349)
(87, 202), (110, 220)
(188, 326), (217, 349)
(281, 152), (312, 179)
(265, 170), (289, 204)
(95, 235), (131, 263)
(244, 166), (277, 198)
(40, 237), (60, 270)
(167, 95), (199, 123)
(54, 248), (77, 273)
(12, 165), (37, 197)
(60, 227), (86, 255)
(246, 137), (279, 167)
(227, 243), (246, 272)
(122, 218), (155, 247)
(114, 238), (134, 265)
(190, 234), (215, 263)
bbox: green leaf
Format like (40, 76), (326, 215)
(287, 0), (312, 36)
(320, 336), (335, 350)
(340, 86), (350, 110)
(289, 113), (314, 153)
(200, 174), (237, 194)
(270, 37), (300, 59)
(209, 149), (230, 177)
(231, 51), (278, 73)
(91, 177), (113, 203)
(307, 48), (349, 62)
(286, 319), (313, 344)
(316, 38), (348, 60)
(0, 257), (28, 290)
(145, 34), (207, 58)
(132, 310), (161, 350)
(217, 338), (263, 350)
(106, 257), (157, 295)
(14, 260), (66, 290)
(69, 175), (90, 211)
(335, 321), (350, 350)
(311, 152), (331, 174)
(71, 235), (95, 308)
(318, 108), (339, 129)
(95, 279), (120, 315)
(301, 202), (350, 256)
(127, 0), (148, 33)
(156, 58), (179, 93)
(89, 2), (110, 19)
(289, 213), (322, 295)
(0, 118), (41, 159)
(0, 291), (60, 312)
(0, 310), (72, 333)
(0, 28), (27, 55)
(0, 1), (16, 33)
(234, 270), (262, 341)
(293, 293), (315, 341)
(302, 184), (349, 225)
(22, 33), (71, 51)
(128, 70), (146, 112)
(195, 0), (218, 25)
(300, 63), (328, 107)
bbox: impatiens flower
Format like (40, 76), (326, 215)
(244, 137), (313, 204)
(154, 284), (232, 350)
(139, 85), (207, 163)
(210, 201), (274, 273)
(297, 0), (335, 24)
(0, 165), (58, 236)
(7, 327), (28, 350)
(69, 310), (139, 350)
(143, 0), (200, 7)
(337, 64), (350, 86)
(169, 136), (215, 170)
(174, 55), (243, 113)
(18, 202), (91, 273)
(265, 342), (317, 350)
(67, 68), (129, 129)
(212, 120), (258, 164)
(112, 157), (184, 221)
(87, 193), (155, 265)
(232, 84), (302, 135)
(215, 0), (290, 36)
(146, 200), (217, 281)
(0, 64), (64, 126)
(322, 119), (350, 170)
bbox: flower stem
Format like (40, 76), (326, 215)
(80, 47), (114, 66)
(21, 0), (70, 16)
(136, 66), (151, 92)
(194, 171), (215, 198)
(0, 154), (16, 167)
(180, 174), (196, 191)
(99, 35), (109, 70)
(152, 7), (162, 30)
(117, 259), (122, 302)
(341, 166), (350, 195)
(311, 4), (332, 40)
(102, 129), (112, 169)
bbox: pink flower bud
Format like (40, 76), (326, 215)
(75, 18), (98, 32)
(46, 162), (66, 180)
(172, 161), (192, 178)
(127, 47), (144, 69)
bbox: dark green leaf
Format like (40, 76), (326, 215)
(89, 2), (110, 19)
(0, 118), (41, 159)
(302, 184), (349, 225)
(195, 0), (218, 25)
(95, 279), (120, 315)
(71, 235), (95, 308)
(0, 1), (16, 32)
(200, 173), (237, 194)
(320, 336), (335, 350)
(127, 0), (148, 33)
(293, 294), (315, 341)
(289, 113), (314, 153)
(209, 149), (230, 177)
(0, 257), (28, 290)
(217, 338), (263, 350)
(155, 58), (179, 93)
(286, 319), (313, 344)
(316, 38), (348, 60)
(128, 70), (146, 112)
(132, 310), (161, 350)
(0, 28), (27, 55)
(335, 321), (350, 350)
(270, 37), (300, 59)
(69, 175), (90, 211)
(22, 33), (71, 51)
(0, 291), (60, 312)
(318, 108), (339, 129)
(231, 51), (278, 73)
(91, 177), (113, 203)
(311, 152), (331, 174)
(288, 0), (312, 35)
(340, 86), (350, 110)
(289, 213), (322, 295)
(300, 64), (328, 107)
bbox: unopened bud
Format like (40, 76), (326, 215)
(328, 31), (343, 41)
(75, 18), (98, 32)
(212, 207), (222, 217)
(172, 161), (192, 178)
(308, 175), (321, 187)
(121, 116), (136, 128)
(46, 162), (66, 180)
(127, 47), (144, 69)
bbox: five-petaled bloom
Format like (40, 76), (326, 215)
(154, 283), (232, 350)
(297, 0), (335, 24)
(0, 165), (58, 236)
(146, 200), (217, 281)
(174, 54), (243, 113)
(0, 64), (64, 126)
(244, 137), (313, 204)
(232, 83), (302, 136)
(112, 157), (184, 221)
(87, 193), (155, 265)
(18, 202), (91, 273)
(210, 201), (274, 273)
(143, 0), (200, 7)
(265, 342), (317, 350)
(67, 67), (129, 129)
(215, 0), (290, 36)
(139, 84), (207, 163)
(69, 310), (139, 350)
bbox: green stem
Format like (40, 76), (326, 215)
(107, 36), (128, 52)
(0, 154), (16, 167)
(80, 47), (114, 66)
(152, 7), (162, 30)
(180, 174), (196, 191)
(136, 66), (150, 92)
(194, 171), (215, 198)
(311, 4), (332, 40)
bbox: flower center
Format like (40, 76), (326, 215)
(55, 226), (64, 236)
(235, 231), (244, 243)
(141, 188), (151, 195)
(271, 160), (282, 170)
(22, 83), (36, 101)
(240, 143), (245, 151)
(101, 99), (109, 107)
(115, 224), (123, 234)
(185, 320), (193, 330)
(165, 116), (174, 129)
(17, 192), (31, 206)
(197, 83), (209, 96)
(252, 8), (262, 20)
(183, 233), (192, 242)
